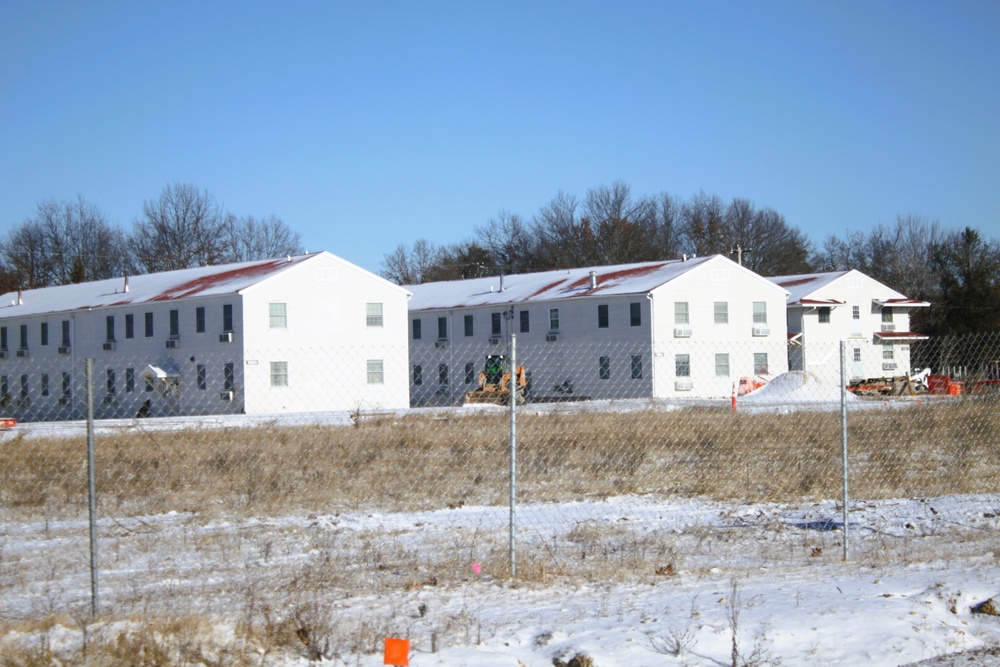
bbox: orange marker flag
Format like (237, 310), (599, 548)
(384, 637), (410, 666)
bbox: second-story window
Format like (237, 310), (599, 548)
(269, 303), (287, 329)
(223, 304), (234, 332)
(40, 322), (48, 346)
(125, 314), (135, 339)
(62, 320), (70, 346)
(464, 315), (474, 337)
(169, 309), (180, 338)
(549, 308), (559, 331)
(753, 302), (767, 324)
(106, 316), (115, 342)
(491, 313), (502, 336)
(196, 307), (206, 333)
(818, 307), (831, 323)
(144, 312), (154, 337)
(366, 303), (383, 327)
(714, 302), (728, 325)
(630, 302), (642, 327)
(597, 304), (609, 329)
(437, 317), (447, 340)
(412, 318), (422, 340)
(675, 302), (689, 325)
(520, 310), (530, 333)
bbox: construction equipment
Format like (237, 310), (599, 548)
(464, 354), (527, 405)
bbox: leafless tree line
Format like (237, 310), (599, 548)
(0, 183), (303, 291)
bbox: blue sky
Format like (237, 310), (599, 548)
(2, 1), (998, 275)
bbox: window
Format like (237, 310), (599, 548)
(674, 302), (689, 325)
(714, 302), (728, 325)
(630, 302), (642, 327)
(197, 364), (207, 390)
(882, 307), (894, 323)
(818, 307), (831, 323)
(62, 320), (71, 346)
(106, 369), (116, 395)
(125, 314), (135, 339)
(491, 313), (502, 336)
(715, 353), (730, 377)
(40, 322), (49, 346)
(144, 312), (154, 338)
(19, 375), (28, 403)
(223, 304), (234, 332)
(41, 373), (49, 397)
(753, 302), (767, 324)
(599, 356), (611, 380)
(437, 317), (447, 340)
(852, 305), (860, 320)
(224, 363), (235, 392)
(367, 359), (384, 384)
(270, 361), (288, 387)
(520, 310), (530, 333)
(413, 365), (423, 385)
(19, 324), (27, 349)
(105, 316), (115, 342)
(269, 303), (287, 329)
(465, 362), (476, 384)
(62, 372), (72, 401)
(754, 353), (768, 375)
(882, 345), (895, 361)
(0, 327), (6, 351)
(598, 304), (609, 329)
(438, 364), (449, 386)
(549, 308), (560, 331)
(125, 368), (135, 393)
(675, 354), (691, 377)
(196, 307), (206, 333)
(464, 315), (474, 337)
(1, 376), (7, 403)
(412, 318), (422, 340)
(631, 355), (643, 379)
(366, 303), (383, 327)
(169, 309), (180, 337)
(853, 348), (862, 363)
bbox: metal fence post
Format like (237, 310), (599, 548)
(509, 334), (517, 578)
(839, 340), (850, 561)
(85, 358), (99, 616)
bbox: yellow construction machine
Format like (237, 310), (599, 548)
(464, 354), (527, 405)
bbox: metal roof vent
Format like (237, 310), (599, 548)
(124, 275), (130, 293)
(589, 271), (598, 289)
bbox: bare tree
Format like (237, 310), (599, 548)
(679, 191), (727, 256)
(582, 181), (658, 264)
(380, 239), (445, 285)
(219, 214), (304, 263)
(725, 202), (812, 276)
(474, 209), (536, 273)
(129, 183), (226, 273)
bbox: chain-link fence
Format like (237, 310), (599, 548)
(2, 333), (999, 663)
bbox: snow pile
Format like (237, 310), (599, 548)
(740, 370), (855, 404)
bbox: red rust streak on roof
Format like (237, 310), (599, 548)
(776, 276), (821, 288)
(563, 263), (670, 296)
(149, 260), (288, 301)
(527, 279), (570, 300)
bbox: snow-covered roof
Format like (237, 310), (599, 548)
(407, 255), (771, 311)
(0, 252), (324, 319)
(770, 270), (927, 308)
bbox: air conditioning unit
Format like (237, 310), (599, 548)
(58, 345), (71, 355)
(16, 348), (28, 358)
(435, 339), (449, 349)
(102, 341), (115, 351)
(545, 333), (559, 342)
(59, 396), (71, 406)
(103, 393), (117, 404)
(673, 327), (692, 338)
(675, 380), (694, 391)
(219, 331), (234, 343)
(0, 349), (8, 359)
(488, 336), (500, 345)
(752, 326), (770, 337)
(220, 390), (235, 402)
(882, 323), (896, 331)
(882, 362), (897, 371)
(165, 338), (180, 349)
(16, 397), (29, 408)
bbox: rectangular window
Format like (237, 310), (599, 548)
(753, 301), (767, 324)
(491, 313), (502, 336)
(675, 354), (691, 377)
(753, 353), (768, 375)
(437, 316), (447, 340)
(465, 362), (476, 384)
(631, 355), (643, 379)
(19, 324), (27, 349)
(106, 369), (116, 395)
(464, 315), (474, 337)
(19, 375), (28, 402)
(62, 372), (72, 401)
(1, 375), (7, 403)
(106, 316), (115, 342)
(41, 373), (49, 397)
(366, 302), (384, 327)
(519, 310), (530, 333)
(597, 304), (609, 329)
(125, 314), (135, 339)
(413, 364), (423, 386)
(549, 308), (560, 331)
(883, 345), (895, 361)
(674, 302), (689, 325)
(438, 363), (449, 386)
(367, 359), (384, 384)
(852, 305), (861, 320)
(270, 361), (288, 387)
(197, 364), (207, 390)
(630, 302), (642, 327)
(196, 307), (206, 333)
(169, 309), (180, 337)
(269, 303), (287, 329)
(125, 368), (135, 393)
(714, 302), (728, 325)
(144, 312), (154, 338)
(0, 327), (5, 351)
(62, 320), (71, 346)
(599, 355), (611, 380)
(224, 363), (235, 392)
(853, 348), (862, 362)
(882, 308), (894, 323)
(40, 322), (48, 346)
(715, 353), (730, 377)
(223, 304), (234, 331)
(412, 318), (422, 340)
(818, 307), (831, 323)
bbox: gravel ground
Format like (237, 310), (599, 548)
(902, 645), (1000, 666)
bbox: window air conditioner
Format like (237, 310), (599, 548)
(673, 327), (692, 338)
(882, 324), (896, 332)
(219, 331), (234, 343)
(488, 336), (500, 345)
(545, 333), (559, 342)
(58, 345), (71, 355)
(752, 326), (770, 337)
(102, 341), (115, 351)
(221, 390), (235, 402)
(435, 340), (449, 349)
(674, 380), (694, 391)
(16, 348), (28, 358)
(165, 338), (180, 349)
